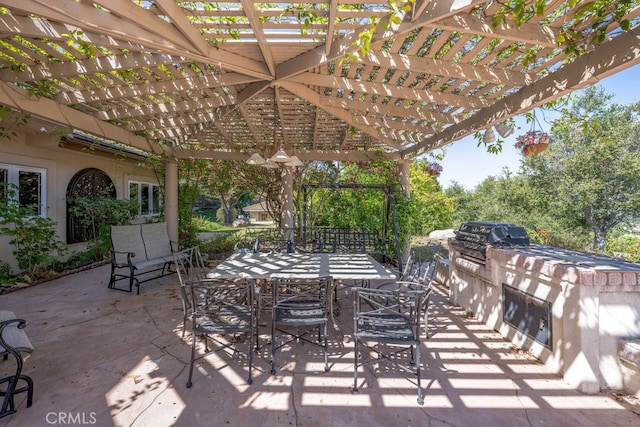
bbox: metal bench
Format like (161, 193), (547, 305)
(108, 222), (181, 294)
(307, 227), (389, 260)
(0, 310), (34, 418)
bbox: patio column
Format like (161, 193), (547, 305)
(398, 160), (411, 198)
(165, 159), (179, 244)
(398, 160), (411, 262)
(281, 167), (294, 242)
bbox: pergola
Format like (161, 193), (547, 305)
(0, 1), (639, 241)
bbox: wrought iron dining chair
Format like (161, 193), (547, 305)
(270, 276), (334, 375)
(351, 286), (427, 405)
(398, 253), (415, 281)
(0, 314), (34, 418)
(173, 246), (207, 337)
(376, 258), (436, 339)
(186, 278), (257, 388)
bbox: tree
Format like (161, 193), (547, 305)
(527, 86), (640, 251)
(405, 161), (455, 235)
(204, 160), (255, 225)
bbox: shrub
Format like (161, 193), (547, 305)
(0, 261), (13, 287)
(607, 235), (640, 262)
(0, 183), (68, 276)
(198, 230), (241, 258)
(192, 214), (225, 232)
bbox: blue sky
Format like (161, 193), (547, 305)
(433, 64), (640, 190)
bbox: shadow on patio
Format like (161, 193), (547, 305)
(1, 263), (639, 426)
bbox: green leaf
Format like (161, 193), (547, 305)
(575, 1), (596, 19)
(620, 19), (631, 31)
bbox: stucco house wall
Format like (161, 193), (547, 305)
(0, 127), (159, 272)
(243, 201), (272, 223)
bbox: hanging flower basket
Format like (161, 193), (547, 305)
(425, 162), (443, 176)
(515, 131), (552, 156)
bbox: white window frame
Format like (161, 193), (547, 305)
(0, 163), (47, 218)
(128, 180), (162, 217)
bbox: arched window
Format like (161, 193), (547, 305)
(66, 168), (115, 244)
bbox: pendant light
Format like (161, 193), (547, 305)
(285, 155), (303, 167)
(261, 158), (278, 169)
(246, 152), (265, 165)
(495, 122), (515, 138)
(483, 127), (496, 144)
(270, 148), (290, 162)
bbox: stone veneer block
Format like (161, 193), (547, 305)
(608, 272), (622, 286)
(622, 273), (637, 286)
(594, 271), (607, 286)
(579, 270), (594, 286)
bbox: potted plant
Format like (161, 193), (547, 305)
(425, 162), (443, 176)
(515, 130), (553, 156)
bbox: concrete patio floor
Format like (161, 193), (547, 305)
(1, 263), (639, 427)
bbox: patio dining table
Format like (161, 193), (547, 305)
(206, 252), (398, 282)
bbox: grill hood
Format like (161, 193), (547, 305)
(451, 222), (530, 264)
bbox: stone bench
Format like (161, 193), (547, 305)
(108, 222), (182, 294)
(0, 310), (34, 418)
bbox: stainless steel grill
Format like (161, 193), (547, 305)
(451, 221), (530, 264)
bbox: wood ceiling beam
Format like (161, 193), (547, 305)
(173, 148), (399, 162)
(321, 96), (447, 129)
(0, 80), (167, 156)
(349, 112), (435, 136)
(29, 0), (192, 51)
(311, 105), (322, 151)
(402, 25), (640, 158)
(0, 52), (187, 82)
(240, 0), (276, 76)
(325, 1), (338, 56)
(280, 81), (405, 151)
(125, 110), (222, 133)
(361, 51), (532, 87)
(288, 72), (488, 109)
(170, 122), (211, 146)
(0, 14), (158, 57)
(96, 97), (233, 121)
(237, 102), (263, 148)
(370, 0), (487, 49)
(53, 72), (253, 105)
(430, 14), (558, 48)
(219, 81), (271, 118)
(211, 121), (236, 150)
(274, 85), (287, 147)
(154, 0), (212, 56)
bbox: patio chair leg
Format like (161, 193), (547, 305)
(270, 314), (276, 375)
(416, 346), (423, 405)
(108, 264), (116, 289)
(247, 333), (254, 385)
(352, 338), (359, 394)
(323, 323), (329, 372)
(186, 330), (196, 388)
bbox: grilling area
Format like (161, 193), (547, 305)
(448, 222), (640, 396)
